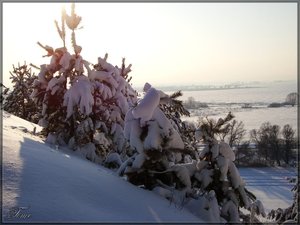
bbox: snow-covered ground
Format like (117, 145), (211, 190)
(2, 111), (296, 223)
(176, 80), (297, 136)
(239, 167), (297, 213)
(2, 111), (202, 223)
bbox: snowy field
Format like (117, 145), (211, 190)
(239, 167), (297, 213)
(171, 80), (297, 136)
(2, 111), (296, 223)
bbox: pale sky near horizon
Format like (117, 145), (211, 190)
(2, 2), (297, 88)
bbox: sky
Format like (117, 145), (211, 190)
(2, 2), (297, 88)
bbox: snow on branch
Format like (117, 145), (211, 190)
(63, 76), (93, 118)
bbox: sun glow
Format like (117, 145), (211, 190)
(2, 3), (297, 88)
(3, 3), (65, 81)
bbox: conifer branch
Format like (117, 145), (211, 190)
(29, 63), (41, 70)
(170, 90), (183, 99)
(61, 7), (66, 47)
(37, 42), (54, 57)
(71, 30), (76, 53)
(104, 53), (108, 61)
(54, 6), (66, 48)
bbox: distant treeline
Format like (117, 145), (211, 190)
(183, 96), (208, 109)
(268, 92), (298, 107)
(236, 122), (297, 167)
(193, 113), (297, 168)
(155, 85), (260, 92)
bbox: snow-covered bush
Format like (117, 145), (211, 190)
(268, 179), (298, 224)
(30, 3), (138, 164)
(120, 83), (198, 189)
(118, 87), (265, 223)
(3, 63), (40, 123)
(193, 112), (266, 223)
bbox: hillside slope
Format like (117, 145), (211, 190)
(2, 111), (202, 223)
